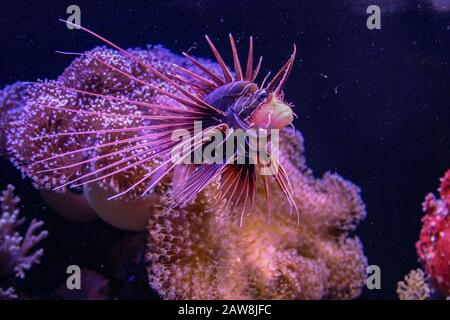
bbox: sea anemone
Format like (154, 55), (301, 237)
(146, 129), (367, 300)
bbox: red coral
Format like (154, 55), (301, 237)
(439, 169), (450, 205)
(416, 169), (450, 296)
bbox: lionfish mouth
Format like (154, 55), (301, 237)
(30, 19), (300, 225)
(250, 93), (294, 129)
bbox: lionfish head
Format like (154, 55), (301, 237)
(249, 92), (294, 129)
(248, 44), (297, 130)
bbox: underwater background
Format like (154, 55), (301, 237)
(0, 0), (449, 300)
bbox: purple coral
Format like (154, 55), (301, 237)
(0, 184), (48, 299)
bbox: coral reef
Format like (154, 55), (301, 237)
(146, 129), (367, 300)
(415, 169), (450, 297)
(0, 184), (48, 299)
(55, 268), (111, 300)
(1, 44), (368, 300)
(397, 269), (431, 300)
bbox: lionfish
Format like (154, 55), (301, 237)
(33, 20), (299, 224)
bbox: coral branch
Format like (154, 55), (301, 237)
(0, 185), (48, 298)
(0, 287), (18, 300)
(397, 269), (431, 300)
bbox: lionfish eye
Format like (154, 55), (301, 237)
(257, 91), (268, 102)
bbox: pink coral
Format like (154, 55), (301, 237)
(0, 184), (48, 299)
(146, 129), (367, 300)
(416, 169), (450, 297)
(397, 268), (431, 300)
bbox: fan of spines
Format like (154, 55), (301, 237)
(30, 20), (298, 224)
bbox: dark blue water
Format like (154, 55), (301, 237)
(0, 0), (449, 299)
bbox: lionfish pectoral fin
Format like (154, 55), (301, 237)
(171, 164), (195, 195)
(216, 164), (256, 224)
(144, 161), (171, 195)
(259, 166), (272, 224)
(257, 152), (300, 224)
(273, 165), (300, 224)
(170, 163), (225, 208)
